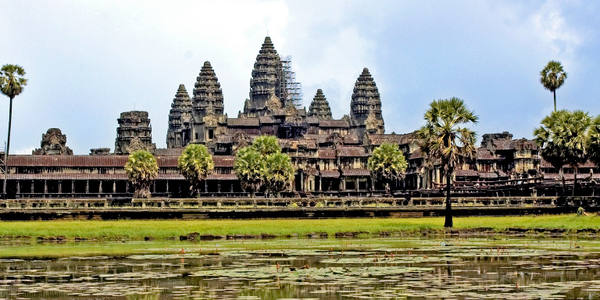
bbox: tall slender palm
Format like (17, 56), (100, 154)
(540, 61), (567, 112)
(417, 98), (478, 227)
(0, 64), (27, 196)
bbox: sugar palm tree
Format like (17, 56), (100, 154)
(177, 144), (214, 196)
(534, 110), (591, 195)
(540, 61), (567, 112)
(0, 64), (27, 196)
(417, 98), (478, 227)
(124, 150), (159, 198)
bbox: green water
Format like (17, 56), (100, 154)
(1, 237), (600, 299)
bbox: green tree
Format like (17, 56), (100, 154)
(367, 143), (408, 194)
(263, 152), (295, 196)
(540, 60), (567, 112)
(124, 150), (159, 198)
(177, 144), (214, 196)
(417, 98), (478, 228)
(0, 64), (27, 196)
(234, 136), (294, 197)
(588, 116), (600, 176)
(234, 146), (264, 197)
(534, 110), (591, 195)
(252, 135), (280, 156)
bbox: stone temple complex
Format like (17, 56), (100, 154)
(1, 36), (597, 198)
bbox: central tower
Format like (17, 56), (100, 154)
(243, 36), (287, 117)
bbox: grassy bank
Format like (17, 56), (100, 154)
(0, 214), (599, 241)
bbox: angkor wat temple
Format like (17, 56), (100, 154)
(1, 37), (595, 198)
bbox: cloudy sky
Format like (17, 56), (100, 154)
(1, 0), (598, 154)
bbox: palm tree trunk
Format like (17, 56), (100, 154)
(444, 168), (453, 228)
(560, 166), (565, 195)
(3, 96), (13, 197)
(553, 90), (557, 112)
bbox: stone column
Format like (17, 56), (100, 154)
(44, 180), (48, 194)
(98, 181), (103, 194)
(204, 181), (208, 193)
(16, 181), (20, 194)
(355, 178), (359, 192)
(85, 180), (90, 194)
(217, 182), (222, 193)
(58, 180), (62, 194)
(71, 180), (75, 194)
(112, 181), (116, 194)
(31, 180), (35, 194)
(300, 172), (304, 192)
(166, 181), (169, 193)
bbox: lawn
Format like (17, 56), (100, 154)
(0, 214), (598, 241)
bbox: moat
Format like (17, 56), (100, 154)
(2, 237), (600, 299)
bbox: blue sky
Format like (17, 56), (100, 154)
(1, 0), (598, 154)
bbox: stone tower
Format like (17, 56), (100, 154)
(166, 84), (193, 148)
(191, 61), (225, 143)
(308, 89), (332, 120)
(244, 36), (287, 117)
(32, 128), (73, 155)
(114, 111), (156, 154)
(350, 68), (384, 137)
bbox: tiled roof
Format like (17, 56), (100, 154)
(318, 149), (336, 159)
(206, 173), (238, 180)
(319, 120), (349, 128)
(7, 172), (238, 180)
(227, 118), (259, 127)
(6, 155), (235, 168)
(368, 132), (416, 146)
(476, 148), (497, 160)
(259, 116), (278, 124)
(455, 169), (479, 177)
(478, 172), (498, 179)
(337, 146), (368, 157)
(320, 170), (340, 178)
(341, 168), (371, 176)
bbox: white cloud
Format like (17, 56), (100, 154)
(530, 1), (582, 64)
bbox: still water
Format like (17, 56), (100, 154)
(1, 237), (600, 299)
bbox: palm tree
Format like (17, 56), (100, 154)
(0, 64), (27, 197)
(417, 98), (478, 227)
(234, 146), (264, 197)
(367, 143), (408, 194)
(540, 61), (567, 112)
(124, 150), (159, 198)
(177, 144), (214, 196)
(534, 110), (591, 195)
(263, 152), (295, 197)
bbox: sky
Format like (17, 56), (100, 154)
(1, 0), (599, 154)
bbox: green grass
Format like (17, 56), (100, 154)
(0, 214), (599, 241)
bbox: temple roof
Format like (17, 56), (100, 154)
(308, 89), (332, 120)
(6, 155), (235, 168)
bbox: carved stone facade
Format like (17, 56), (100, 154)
(114, 111), (156, 154)
(32, 128), (73, 155)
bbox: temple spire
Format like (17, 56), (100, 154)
(350, 67), (383, 126)
(308, 89), (332, 120)
(244, 36), (286, 117)
(166, 84), (193, 148)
